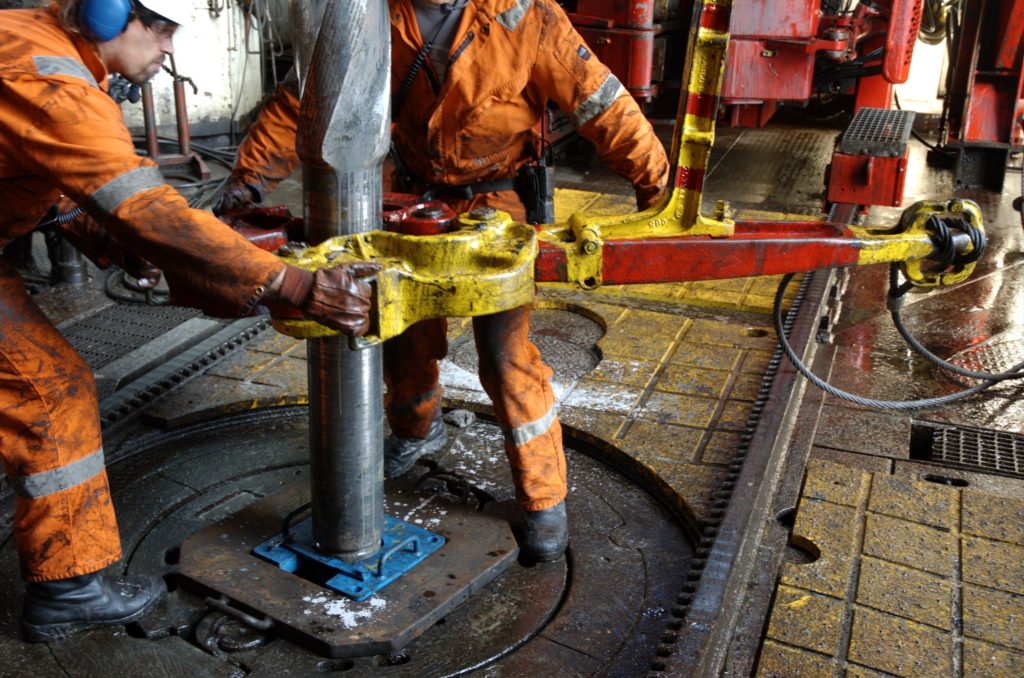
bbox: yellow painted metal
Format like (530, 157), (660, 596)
(537, 0), (734, 289)
(848, 200), (984, 285)
(267, 0), (984, 345)
(528, 0), (981, 295)
(272, 209), (537, 345)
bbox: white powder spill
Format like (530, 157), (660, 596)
(561, 381), (636, 414)
(439, 358), (570, 402)
(438, 359), (484, 392)
(443, 436), (501, 491)
(549, 379), (568, 400)
(401, 494), (437, 523)
(302, 593), (387, 628)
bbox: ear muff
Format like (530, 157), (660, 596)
(80, 0), (133, 42)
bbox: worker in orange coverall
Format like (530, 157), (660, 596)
(0, 0), (377, 642)
(216, 0), (670, 563)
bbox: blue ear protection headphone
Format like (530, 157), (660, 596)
(80, 0), (133, 42)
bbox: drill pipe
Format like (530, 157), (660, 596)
(293, 0), (390, 561)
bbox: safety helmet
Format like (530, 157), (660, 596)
(134, 0), (192, 27)
(80, 0), (191, 42)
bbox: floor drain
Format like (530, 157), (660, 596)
(911, 421), (1024, 479)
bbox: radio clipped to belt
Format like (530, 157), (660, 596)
(515, 120), (555, 225)
(391, 26), (556, 225)
(515, 155), (555, 225)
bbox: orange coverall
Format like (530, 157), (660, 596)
(0, 7), (286, 582)
(229, 0), (669, 511)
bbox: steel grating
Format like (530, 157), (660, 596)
(838, 107), (916, 157)
(914, 422), (1024, 479)
(62, 303), (207, 369)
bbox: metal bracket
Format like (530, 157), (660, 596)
(898, 199), (985, 287)
(253, 515), (446, 602)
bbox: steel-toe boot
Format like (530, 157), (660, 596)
(21, 572), (166, 643)
(522, 500), (568, 562)
(384, 410), (448, 478)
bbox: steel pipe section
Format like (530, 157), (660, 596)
(293, 0), (390, 561)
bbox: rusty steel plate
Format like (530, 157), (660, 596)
(179, 481), (518, 658)
(0, 405), (691, 675)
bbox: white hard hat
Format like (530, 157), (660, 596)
(135, 0), (192, 27)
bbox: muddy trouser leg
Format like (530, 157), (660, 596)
(382, 317), (448, 439)
(473, 305), (566, 511)
(0, 261), (121, 583)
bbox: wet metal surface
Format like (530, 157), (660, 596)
(813, 133), (1024, 454)
(0, 407), (693, 675)
(737, 123), (1024, 676)
(181, 483), (516, 658)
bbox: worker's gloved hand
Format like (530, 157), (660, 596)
(273, 263), (381, 337)
(305, 263), (382, 336)
(123, 251), (162, 289)
(213, 181), (260, 216)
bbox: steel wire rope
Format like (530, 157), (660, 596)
(772, 271), (1017, 411)
(888, 265), (1024, 381)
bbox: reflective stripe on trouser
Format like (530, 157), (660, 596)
(0, 261), (121, 582)
(475, 305), (566, 511)
(383, 304), (567, 511)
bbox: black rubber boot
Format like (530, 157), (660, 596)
(384, 410), (448, 478)
(21, 572), (166, 643)
(522, 500), (568, 562)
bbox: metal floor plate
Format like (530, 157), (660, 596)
(0, 406), (694, 676)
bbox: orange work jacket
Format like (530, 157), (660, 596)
(0, 6), (285, 317)
(390, 0), (667, 204)
(233, 0), (668, 208)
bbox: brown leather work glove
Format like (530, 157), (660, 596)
(274, 262), (381, 337)
(213, 180), (261, 216)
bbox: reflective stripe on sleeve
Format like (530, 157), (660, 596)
(86, 166), (166, 215)
(503, 404), (558, 447)
(10, 448), (106, 499)
(571, 73), (626, 129)
(496, 0), (532, 32)
(32, 55), (99, 88)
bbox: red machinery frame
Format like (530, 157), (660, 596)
(941, 0), (1024, 190)
(232, 0), (982, 339)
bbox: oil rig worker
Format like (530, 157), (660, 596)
(0, 0), (377, 642)
(216, 0), (670, 563)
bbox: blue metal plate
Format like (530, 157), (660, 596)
(253, 516), (446, 601)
